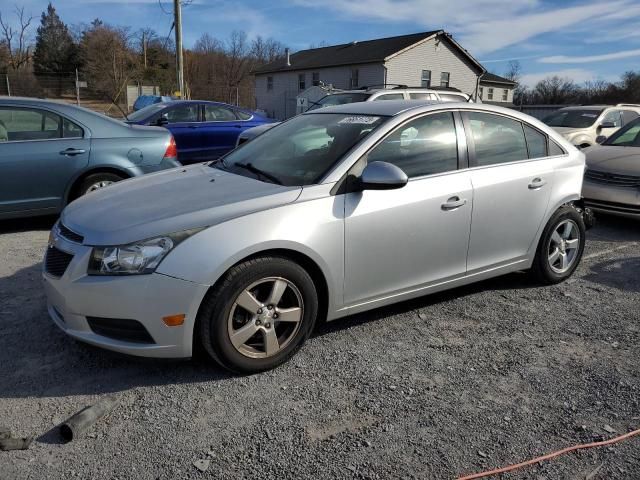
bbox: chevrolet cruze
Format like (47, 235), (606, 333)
(44, 101), (591, 373)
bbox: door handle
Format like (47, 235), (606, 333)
(60, 148), (86, 156)
(441, 196), (467, 210)
(528, 178), (546, 189)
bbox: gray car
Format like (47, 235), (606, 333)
(583, 116), (640, 218)
(44, 101), (590, 373)
(0, 97), (180, 220)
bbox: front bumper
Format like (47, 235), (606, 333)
(42, 233), (209, 358)
(582, 180), (640, 219)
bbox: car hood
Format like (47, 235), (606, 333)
(584, 146), (640, 175)
(62, 164), (302, 246)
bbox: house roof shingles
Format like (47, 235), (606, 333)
(480, 72), (517, 85)
(254, 30), (482, 75)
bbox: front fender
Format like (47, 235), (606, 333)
(156, 195), (345, 314)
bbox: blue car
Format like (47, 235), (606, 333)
(126, 100), (274, 164)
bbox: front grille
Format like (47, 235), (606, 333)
(58, 223), (84, 244)
(45, 246), (74, 277)
(585, 169), (640, 187)
(86, 317), (155, 344)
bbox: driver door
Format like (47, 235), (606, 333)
(343, 111), (472, 306)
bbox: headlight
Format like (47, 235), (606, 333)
(88, 229), (202, 275)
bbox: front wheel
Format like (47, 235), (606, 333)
(531, 205), (586, 284)
(198, 256), (318, 374)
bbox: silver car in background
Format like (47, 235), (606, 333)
(44, 101), (590, 373)
(0, 97), (180, 220)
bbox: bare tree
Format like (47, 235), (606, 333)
(0, 5), (33, 70)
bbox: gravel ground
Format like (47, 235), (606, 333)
(0, 214), (638, 480)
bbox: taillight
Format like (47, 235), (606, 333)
(164, 136), (178, 159)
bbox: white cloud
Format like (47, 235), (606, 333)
(540, 49), (640, 64)
(519, 68), (616, 87)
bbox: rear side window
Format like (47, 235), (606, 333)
(548, 139), (566, 156)
(367, 111), (458, 178)
(204, 105), (237, 121)
(466, 111), (528, 166)
(0, 107), (62, 142)
(623, 110), (639, 125)
(523, 125), (547, 158)
(439, 94), (467, 102)
(374, 93), (404, 101)
(409, 92), (436, 100)
(63, 118), (83, 138)
(236, 110), (253, 120)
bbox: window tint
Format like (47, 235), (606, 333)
(165, 104), (199, 123)
(367, 112), (458, 178)
(204, 105), (237, 121)
(236, 110), (252, 120)
(467, 112), (528, 166)
(0, 107), (62, 142)
(439, 94), (466, 102)
(602, 109), (623, 127)
(523, 125), (547, 158)
(374, 93), (404, 101)
(548, 139), (566, 156)
(63, 118), (83, 138)
(409, 92), (436, 100)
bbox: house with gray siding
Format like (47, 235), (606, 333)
(253, 30), (485, 119)
(479, 72), (517, 105)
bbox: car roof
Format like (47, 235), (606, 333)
(558, 106), (607, 111)
(304, 100), (440, 116)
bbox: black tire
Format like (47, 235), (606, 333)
(531, 205), (586, 284)
(78, 172), (125, 197)
(198, 256), (319, 374)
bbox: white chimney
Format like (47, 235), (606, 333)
(285, 48), (291, 66)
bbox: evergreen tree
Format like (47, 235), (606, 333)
(33, 3), (77, 74)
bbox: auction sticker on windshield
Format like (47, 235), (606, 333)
(338, 116), (381, 124)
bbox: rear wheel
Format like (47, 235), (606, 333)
(531, 206), (585, 284)
(198, 256), (318, 374)
(79, 172), (125, 197)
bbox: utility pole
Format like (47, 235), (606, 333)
(75, 69), (80, 105)
(174, 0), (184, 98)
(142, 31), (147, 69)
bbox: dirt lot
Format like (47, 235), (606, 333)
(0, 214), (638, 479)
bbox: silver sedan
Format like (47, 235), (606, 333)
(44, 101), (591, 373)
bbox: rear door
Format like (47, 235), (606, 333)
(200, 104), (246, 159)
(462, 110), (554, 272)
(0, 106), (89, 214)
(161, 103), (201, 163)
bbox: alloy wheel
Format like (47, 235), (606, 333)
(87, 181), (114, 192)
(227, 277), (304, 359)
(548, 219), (580, 274)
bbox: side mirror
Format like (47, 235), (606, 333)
(596, 135), (607, 144)
(599, 121), (615, 129)
(156, 116), (169, 126)
(358, 161), (408, 191)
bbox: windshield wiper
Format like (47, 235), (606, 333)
(235, 162), (283, 185)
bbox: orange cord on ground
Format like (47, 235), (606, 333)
(457, 428), (640, 479)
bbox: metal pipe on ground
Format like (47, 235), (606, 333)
(60, 395), (120, 442)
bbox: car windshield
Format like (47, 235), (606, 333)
(542, 109), (603, 128)
(603, 117), (640, 146)
(215, 113), (387, 185)
(127, 102), (169, 121)
(307, 93), (371, 111)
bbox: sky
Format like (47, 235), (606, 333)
(3, 0), (640, 87)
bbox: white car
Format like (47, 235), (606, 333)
(542, 104), (640, 148)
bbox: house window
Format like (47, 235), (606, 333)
(487, 88), (494, 100)
(440, 72), (450, 88)
(267, 76), (273, 91)
(479, 87), (483, 99)
(502, 89), (508, 101)
(298, 73), (306, 91)
(350, 68), (359, 88)
(421, 70), (431, 88)
(312, 72), (320, 87)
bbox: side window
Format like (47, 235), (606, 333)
(466, 111), (528, 166)
(63, 118), (83, 138)
(409, 92), (436, 100)
(439, 94), (466, 102)
(204, 105), (237, 121)
(367, 112), (458, 178)
(236, 110), (253, 120)
(548, 139), (566, 156)
(0, 107), (62, 142)
(622, 110), (639, 125)
(374, 93), (404, 101)
(523, 125), (547, 158)
(165, 104), (199, 123)
(602, 109), (623, 127)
